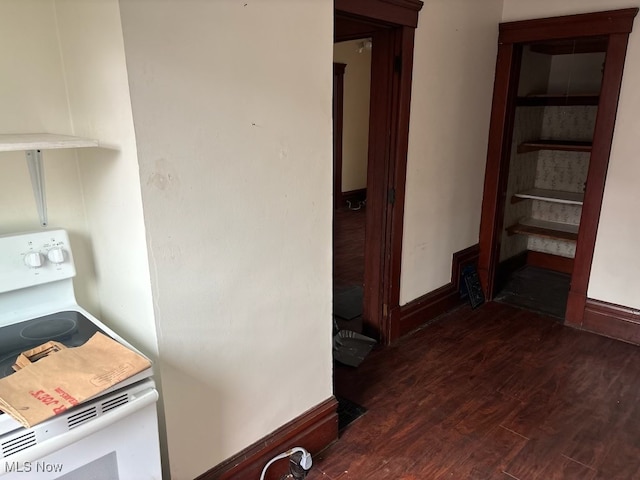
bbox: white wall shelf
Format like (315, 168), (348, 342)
(0, 133), (99, 227)
(512, 188), (584, 206)
(0, 133), (98, 151)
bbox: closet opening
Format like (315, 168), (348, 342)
(494, 37), (605, 319)
(478, 9), (638, 327)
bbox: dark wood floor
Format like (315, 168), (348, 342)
(311, 301), (640, 479)
(333, 206), (365, 290)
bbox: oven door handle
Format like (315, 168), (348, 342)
(1, 387), (159, 475)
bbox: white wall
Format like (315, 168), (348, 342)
(400, 0), (504, 304)
(118, 1), (334, 478)
(0, 0), (97, 310)
(333, 39), (371, 193)
(502, 0), (640, 309)
(53, 0), (157, 358)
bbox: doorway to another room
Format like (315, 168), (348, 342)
(332, 38), (371, 337)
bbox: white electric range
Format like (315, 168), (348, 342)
(0, 229), (161, 479)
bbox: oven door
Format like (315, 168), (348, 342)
(1, 388), (161, 479)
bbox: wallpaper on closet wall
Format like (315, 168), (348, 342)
(540, 106), (597, 141)
(535, 150), (589, 192)
(499, 106), (544, 261)
(528, 237), (577, 258)
(526, 106), (597, 258)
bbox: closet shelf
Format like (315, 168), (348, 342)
(0, 133), (100, 227)
(0, 133), (98, 151)
(516, 94), (599, 107)
(518, 140), (592, 154)
(511, 188), (584, 206)
(506, 218), (579, 242)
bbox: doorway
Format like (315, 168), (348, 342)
(332, 39), (371, 338)
(478, 9), (638, 326)
(332, 0), (423, 346)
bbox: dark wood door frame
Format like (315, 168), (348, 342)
(335, 0), (423, 344)
(477, 9), (639, 326)
(332, 62), (346, 210)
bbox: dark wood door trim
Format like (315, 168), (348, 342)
(477, 42), (521, 297)
(333, 63), (346, 210)
(478, 9), (638, 327)
(335, 0), (422, 344)
(385, 25), (416, 341)
(335, 0), (423, 28)
(499, 8), (639, 43)
(566, 31), (633, 326)
(362, 26), (393, 342)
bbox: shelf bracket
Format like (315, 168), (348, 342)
(25, 150), (47, 227)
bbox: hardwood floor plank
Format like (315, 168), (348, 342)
(442, 425), (529, 479)
(313, 303), (640, 479)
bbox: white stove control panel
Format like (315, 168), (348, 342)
(0, 229), (75, 294)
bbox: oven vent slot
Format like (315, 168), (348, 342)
(101, 393), (129, 413)
(67, 406), (97, 429)
(2, 431), (36, 458)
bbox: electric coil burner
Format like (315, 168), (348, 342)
(0, 229), (161, 479)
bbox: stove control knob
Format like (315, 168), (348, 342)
(47, 247), (66, 264)
(24, 251), (44, 268)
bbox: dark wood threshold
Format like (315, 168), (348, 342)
(527, 251), (574, 275)
(494, 250), (573, 293)
(197, 397), (338, 480)
(579, 298), (640, 345)
(397, 244), (479, 337)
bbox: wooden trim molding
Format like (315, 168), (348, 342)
(565, 29), (635, 326)
(500, 9), (639, 43)
(333, 63), (346, 210)
(384, 25), (417, 343)
(580, 299), (640, 345)
(396, 244), (479, 337)
(335, 0), (424, 28)
(197, 397), (338, 480)
(477, 41), (521, 298)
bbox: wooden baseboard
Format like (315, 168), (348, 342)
(197, 397), (338, 480)
(580, 299), (640, 345)
(527, 251), (574, 275)
(398, 244), (479, 336)
(340, 188), (367, 207)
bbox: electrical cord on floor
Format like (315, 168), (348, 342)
(259, 447), (312, 480)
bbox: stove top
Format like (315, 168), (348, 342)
(0, 310), (105, 380)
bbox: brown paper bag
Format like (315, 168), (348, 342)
(0, 333), (151, 428)
(12, 341), (67, 372)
